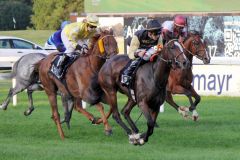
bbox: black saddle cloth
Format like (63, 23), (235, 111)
(49, 52), (79, 81)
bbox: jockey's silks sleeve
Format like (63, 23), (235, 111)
(62, 22), (96, 49)
(128, 35), (140, 59)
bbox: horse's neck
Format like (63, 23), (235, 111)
(184, 40), (194, 64)
(88, 51), (106, 71)
(153, 56), (171, 86)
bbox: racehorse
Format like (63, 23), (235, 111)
(0, 52), (82, 129)
(166, 30), (211, 121)
(0, 53), (45, 115)
(38, 29), (118, 139)
(98, 40), (189, 145)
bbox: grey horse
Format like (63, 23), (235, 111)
(0, 53), (46, 115)
(0, 53), (74, 128)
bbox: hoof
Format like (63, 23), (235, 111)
(129, 133), (142, 145)
(91, 117), (101, 125)
(138, 138), (145, 145)
(154, 122), (159, 128)
(24, 107), (35, 116)
(105, 129), (113, 136)
(192, 110), (199, 121)
(0, 104), (7, 110)
(178, 106), (190, 119)
(192, 116), (199, 121)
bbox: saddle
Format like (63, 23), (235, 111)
(49, 52), (79, 81)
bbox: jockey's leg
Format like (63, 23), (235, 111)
(121, 58), (144, 86)
(54, 54), (70, 79)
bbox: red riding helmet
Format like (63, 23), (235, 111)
(174, 15), (187, 27)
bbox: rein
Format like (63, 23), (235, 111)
(88, 34), (116, 73)
(159, 39), (184, 65)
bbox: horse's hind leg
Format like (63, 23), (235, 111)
(95, 103), (112, 135)
(121, 98), (138, 133)
(0, 82), (26, 110)
(60, 94), (74, 129)
(24, 84), (43, 116)
(48, 92), (65, 140)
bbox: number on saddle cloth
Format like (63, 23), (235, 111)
(49, 53), (80, 80)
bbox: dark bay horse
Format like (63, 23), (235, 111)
(0, 53), (45, 115)
(98, 40), (189, 145)
(38, 30), (118, 139)
(166, 31), (211, 121)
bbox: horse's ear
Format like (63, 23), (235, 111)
(109, 28), (114, 35)
(93, 33), (101, 39)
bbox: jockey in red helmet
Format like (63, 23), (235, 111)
(162, 15), (187, 45)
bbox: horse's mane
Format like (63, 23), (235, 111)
(88, 29), (112, 50)
(185, 30), (202, 40)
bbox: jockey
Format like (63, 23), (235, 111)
(54, 14), (99, 79)
(161, 15), (188, 45)
(121, 19), (163, 87)
(45, 20), (71, 52)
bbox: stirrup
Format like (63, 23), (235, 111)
(121, 75), (131, 86)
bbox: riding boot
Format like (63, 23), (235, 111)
(121, 58), (143, 86)
(55, 54), (70, 79)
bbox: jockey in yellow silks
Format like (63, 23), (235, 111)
(54, 14), (99, 79)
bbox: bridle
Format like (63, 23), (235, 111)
(182, 34), (207, 61)
(160, 39), (185, 65)
(96, 34), (118, 59)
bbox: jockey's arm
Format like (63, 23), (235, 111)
(162, 29), (172, 45)
(67, 24), (84, 49)
(128, 35), (141, 59)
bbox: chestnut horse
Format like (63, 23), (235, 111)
(166, 30), (211, 121)
(98, 40), (189, 145)
(38, 30), (118, 139)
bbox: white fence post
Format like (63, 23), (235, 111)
(0, 58), (19, 106)
(12, 78), (17, 106)
(159, 104), (164, 113)
(11, 62), (17, 106)
(82, 101), (87, 109)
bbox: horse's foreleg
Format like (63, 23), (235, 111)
(167, 86), (192, 118)
(74, 98), (96, 123)
(104, 89), (132, 135)
(138, 100), (155, 145)
(187, 86), (200, 121)
(189, 86), (201, 111)
(165, 90), (180, 111)
(121, 98), (138, 133)
(95, 103), (112, 135)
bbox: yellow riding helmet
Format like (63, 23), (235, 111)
(86, 14), (99, 27)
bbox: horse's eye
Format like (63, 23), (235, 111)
(193, 40), (199, 45)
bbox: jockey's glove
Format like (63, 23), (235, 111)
(76, 44), (89, 54)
